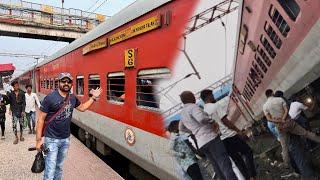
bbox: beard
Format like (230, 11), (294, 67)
(59, 85), (71, 92)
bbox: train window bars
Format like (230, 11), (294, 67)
(54, 79), (59, 90)
(257, 45), (272, 67)
(50, 79), (54, 90)
(107, 72), (125, 104)
(254, 54), (268, 73)
(136, 68), (171, 110)
(260, 34), (276, 59)
(76, 76), (84, 95)
(88, 74), (100, 96)
(277, 0), (300, 21)
(46, 79), (49, 89)
(264, 22), (282, 49)
(269, 5), (290, 37)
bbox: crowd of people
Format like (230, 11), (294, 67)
(0, 81), (40, 144)
(263, 89), (320, 179)
(167, 89), (320, 180)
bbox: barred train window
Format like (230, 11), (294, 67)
(107, 72), (125, 104)
(50, 80), (54, 90)
(254, 55), (268, 73)
(264, 22), (282, 49)
(260, 35), (276, 58)
(257, 46), (272, 66)
(252, 61), (264, 79)
(136, 68), (171, 110)
(269, 5), (290, 37)
(76, 76), (84, 95)
(277, 0), (300, 21)
(88, 75), (100, 95)
(46, 80), (49, 89)
(54, 79), (58, 90)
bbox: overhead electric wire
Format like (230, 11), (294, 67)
(86, 0), (102, 12)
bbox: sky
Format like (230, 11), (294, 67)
(0, 0), (136, 76)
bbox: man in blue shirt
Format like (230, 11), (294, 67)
(35, 72), (102, 180)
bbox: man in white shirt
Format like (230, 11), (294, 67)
(178, 91), (237, 180)
(201, 89), (256, 180)
(25, 84), (41, 134)
(289, 101), (308, 124)
(263, 89), (320, 167)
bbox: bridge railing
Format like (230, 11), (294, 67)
(0, 0), (106, 32)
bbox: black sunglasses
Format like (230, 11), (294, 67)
(60, 80), (73, 84)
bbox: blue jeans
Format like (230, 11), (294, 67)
(12, 115), (23, 135)
(44, 137), (70, 180)
(267, 121), (280, 140)
(26, 111), (36, 129)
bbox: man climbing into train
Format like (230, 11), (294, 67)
(262, 89), (320, 169)
(7, 80), (26, 144)
(200, 89), (257, 180)
(178, 91), (238, 180)
(35, 72), (102, 180)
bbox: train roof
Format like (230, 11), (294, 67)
(37, 0), (171, 68)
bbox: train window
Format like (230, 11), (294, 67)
(249, 68), (261, 87)
(54, 79), (59, 90)
(247, 78), (256, 91)
(107, 72), (125, 103)
(254, 55), (268, 73)
(243, 91), (251, 101)
(244, 86), (252, 98)
(239, 25), (248, 54)
(136, 68), (171, 110)
(76, 76), (84, 95)
(245, 83), (254, 97)
(252, 61), (264, 79)
(88, 74), (100, 94)
(260, 35), (276, 58)
(46, 80), (49, 89)
(264, 22), (282, 49)
(50, 80), (54, 89)
(277, 0), (300, 21)
(257, 46), (272, 67)
(269, 5), (290, 37)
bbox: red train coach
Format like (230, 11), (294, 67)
(18, 0), (198, 179)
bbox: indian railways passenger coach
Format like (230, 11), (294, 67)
(17, 0), (198, 179)
(228, 0), (320, 127)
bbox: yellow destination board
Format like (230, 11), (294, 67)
(109, 15), (161, 45)
(124, 49), (136, 68)
(83, 38), (107, 55)
(41, 5), (54, 14)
